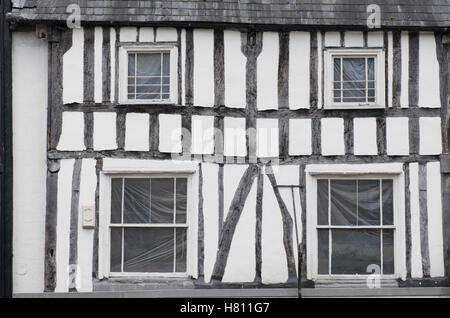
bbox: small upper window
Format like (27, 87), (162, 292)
(119, 46), (178, 104)
(127, 52), (170, 101)
(325, 49), (385, 109)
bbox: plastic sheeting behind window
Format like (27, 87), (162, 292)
(109, 177), (188, 274)
(316, 178), (396, 276)
(318, 179), (392, 226)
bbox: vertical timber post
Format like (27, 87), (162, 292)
(0, 0), (13, 298)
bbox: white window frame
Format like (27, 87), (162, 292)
(324, 48), (385, 109)
(119, 45), (178, 105)
(98, 160), (198, 279)
(305, 163), (406, 281)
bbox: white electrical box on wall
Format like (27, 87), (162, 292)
(82, 205), (95, 229)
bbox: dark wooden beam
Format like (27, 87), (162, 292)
(0, 0), (12, 299)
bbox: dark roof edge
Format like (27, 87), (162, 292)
(7, 14), (450, 32)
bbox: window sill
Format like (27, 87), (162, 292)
(323, 104), (386, 110)
(93, 277), (195, 292)
(118, 100), (177, 106)
(314, 278), (399, 289)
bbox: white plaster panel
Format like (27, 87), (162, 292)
(139, 27), (154, 42)
(223, 164), (248, 221)
(419, 117), (442, 155)
(317, 32), (323, 108)
(272, 165), (299, 186)
(321, 118), (345, 156)
(181, 29), (186, 106)
(289, 31), (310, 109)
(367, 31), (384, 47)
(261, 171), (288, 284)
(386, 117), (409, 156)
(110, 28), (116, 102)
(426, 162), (445, 277)
(272, 165), (302, 274)
(400, 32), (409, 108)
(63, 27), (84, 104)
(119, 27), (137, 42)
(224, 30), (246, 108)
(224, 117), (246, 157)
(344, 31), (364, 47)
(77, 159), (97, 292)
(159, 114), (182, 153)
(202, 163), (219, 283)
(388, 31), (393, 107)
(324, 32), (340, 47)
(93, 112), (117, 150)
(55, 159), (75, 292)
(222, 179), (256, 283)
(191, 115), (215, 155)
(193, 29), (214, 107)
(257, 32), (279, 110)
(289, 119), (312, 155)
(156, 27), (177, 42)
(57, 112), (85, 151)
(94, 27), (103, 103)
(353, 117), (378, 155)
(409, 163), (423, 278)
(257, 119), (279, 158)
(125, 113), (150, 151)
(12, 32), (48, 293)
(418, 32), (441, 108)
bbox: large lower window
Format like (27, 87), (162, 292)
(109, 177), (188, 274)
(316, 178), (395, 276)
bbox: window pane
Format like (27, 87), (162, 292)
(383, 230), (395, 274)
(317, 179), (329, 225)
(382, 179), (394, 225)
(162, 85), (170, 94)
(331, 229), (381, 274)
(123, 179), (150, 224)
(333, 58), (341, 81)
(330, 180), (357, 225)
(357, 180), (380, 225)
(343, 58), (366, 81)
(136, 93), (160, 100)
(368, 58), (375, 81)
(343, 81), (366, 89)
(136, 53), (161, 76)
(151, 178), (175, 223)
(123, 228), (174, 272)
(163, 53), (170, 76)
(318, 229), (329, 275)
(111, 178), (123, 224)
(176, 228), (187, 272)
(176, 178), (187, 224)
(136, 77), (161, 85)
(136, 85), (161, 95)
(128, 54), (135, 76)
(110, 228), (122, 272)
